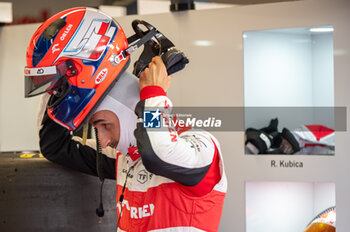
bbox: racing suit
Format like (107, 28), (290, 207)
(39, 86), (227, 231)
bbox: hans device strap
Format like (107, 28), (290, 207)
(128, 20), (189, 77)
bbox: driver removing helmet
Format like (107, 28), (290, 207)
(25, 7), (227, 231)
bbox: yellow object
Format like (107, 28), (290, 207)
(304, 223), (335, 232)
(20, 153), (44, 158)
(82, 124), (88, 145)
(304, 208), (336, 232)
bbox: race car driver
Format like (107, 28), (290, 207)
(29, 7), (227, 232)
(38, 57), (227, 231)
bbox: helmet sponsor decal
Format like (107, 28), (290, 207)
(24, 66), (57, 76)
(59, 13), (117, 62)
(95, 68), (108, 84)
(37, 68), (44, 74)
(51, 44), (60, 54)
(60, 23), (73, 41)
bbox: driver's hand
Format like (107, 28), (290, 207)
(139, 56), (172, 92)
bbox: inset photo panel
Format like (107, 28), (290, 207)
(245, 181), (335, 232)
(243, 26), (337, 155)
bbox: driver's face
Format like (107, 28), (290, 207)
(89, 110), (120, 149)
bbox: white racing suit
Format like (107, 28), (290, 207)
(39, 86), (227, 231)
(292, 124), (334, 155)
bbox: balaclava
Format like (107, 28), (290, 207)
(94, 71), (140, 154)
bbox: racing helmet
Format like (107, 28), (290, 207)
(24, 7), (130, 131)
(304, 206), (336, 232)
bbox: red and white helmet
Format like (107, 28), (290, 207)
(24, 7), (130, 131)
(304, 206), (336, 232)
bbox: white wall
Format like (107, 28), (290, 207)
(244, 29), (334, 130)
(314, 182), (336, 214)
(311, 33), (335, 128)
(312, 33), (334, 107)
(0, 2), (13, 23)
(246, 182), (335, 232)
(244, 31), (314, 107)
(0, 24), (41, 152)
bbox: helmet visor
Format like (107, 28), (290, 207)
(24, 61), (71, 97)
